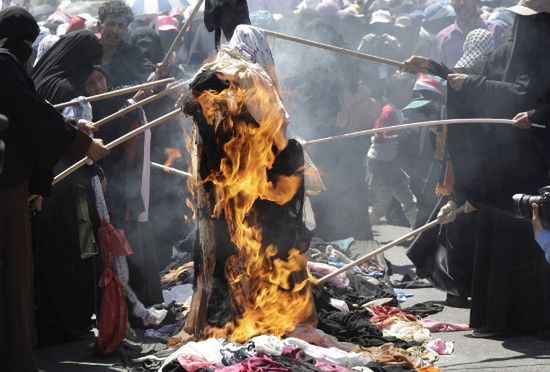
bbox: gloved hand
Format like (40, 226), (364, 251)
(437, 200), (457, 224)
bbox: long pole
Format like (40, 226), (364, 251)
(52, 109), (183, 185)
(158, 0), (205, 71)
(303, 118), (518, 147)
(262, 29), (404, 68)
(53, 78), (175, 110)
(151, 162), (192, 178)
(315, 205), (468, 285)
(92, 81), (186, 128)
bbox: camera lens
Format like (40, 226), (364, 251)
(513, 193), (541, 219)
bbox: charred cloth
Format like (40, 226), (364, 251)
(182, 48), (315, 341)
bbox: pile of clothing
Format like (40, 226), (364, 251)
(125, 237), (468, 372)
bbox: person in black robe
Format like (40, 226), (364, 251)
(129, 27), (164, 65)
(0, 7), (108, 371)
(129, 26), (192, 267)
(404, 6), (550, 337)
(32, 30), (103, 104)
(30, 29), (105, 344)
(94, 0), (166, 306)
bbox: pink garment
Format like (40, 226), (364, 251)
(215, 355), (289, 372)
(421, 319), (471, 332)
(177, 354), (215, 371)
(307, 261), (350, 288)
(315, 362), (350, 371)
(425, 338), (454, 355)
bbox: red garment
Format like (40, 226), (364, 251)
(98, 222), (133, 257)
(66, 16), (86, 33)
(373, 103), (400, 138)
(367, 305), (418, 327)
(96, 221), (130, 355)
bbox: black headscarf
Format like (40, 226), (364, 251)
(31, 29), (102, 104)
(0, 6), (40, 63)
(204, 0), (251, 48)
(129, 27), (164, 64)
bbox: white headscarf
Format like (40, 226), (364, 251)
(455, 28), (495, 70)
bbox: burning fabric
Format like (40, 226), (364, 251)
(182, 42), (314, 341)
(124, 26), (455, 372)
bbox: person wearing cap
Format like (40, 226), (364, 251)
(366, 73), (418, 229)
(157, 15), (180, 55)
(401, 75), (448, 221)
(404, 74), (480, 308)
(358, 9), (402, 99)
(405, 0), (550, 338)
(411, 3), (456, 61)
(431, 0), (505, 67)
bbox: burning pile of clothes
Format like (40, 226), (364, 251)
(119, 25), (464, 372)
(124, 236), (463, 372)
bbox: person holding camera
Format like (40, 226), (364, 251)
(532, 203), (550, 264)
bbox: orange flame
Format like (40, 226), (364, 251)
(163, 147), (182, 170)
(195, 73), (314, 342)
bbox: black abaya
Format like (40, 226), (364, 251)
(446, 13), (550, 333)
(0, 7), (91, 371)
(31, 29), (102, 104)
(31, 29), (103, 344)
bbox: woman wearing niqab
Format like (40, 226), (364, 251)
(444, 10), (550, 337)
(32, 29), (103, 104)
(30, 29), (105, 344)
(0, 7), (95, 371)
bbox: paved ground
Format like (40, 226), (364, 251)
(35, 224), (550, 371)
(376, 224), (550, 372)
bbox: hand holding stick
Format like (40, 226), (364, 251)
(53, 78), (175, 110)
(92, 80), (187, 129)
(315, 204), (474, 286)
(53, 109), (183, 185)
(303, 118), (518, 147)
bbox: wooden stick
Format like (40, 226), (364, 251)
(262, 29), (404, 68)
(316, 205), (469, 285)
(53, 78), (175, 109)
(303, 118), (517, 147)
(92, 81), (185, 128)
(52, 109), (183, 185)
(151, 162), (192, 178)
(158, 0), (205, 70)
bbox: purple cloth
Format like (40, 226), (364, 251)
(430, 17), (505, 67)
(215, 355), (289, 372)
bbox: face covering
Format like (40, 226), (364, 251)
(0, 7), (40, 63)
(6, 39), (33, 63)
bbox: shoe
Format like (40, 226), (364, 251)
(471, 326), (506, 338)
(445, 293), (470, 308)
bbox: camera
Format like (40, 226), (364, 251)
(513, 186), (550, 229)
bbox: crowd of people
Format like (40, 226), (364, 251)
(0, 0), (549, 371)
